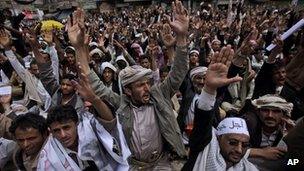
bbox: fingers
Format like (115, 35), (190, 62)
(72, 11), (77, 26)
(163, 24), (171, 35)
(71, 80), (80, 89)
(226, 76), (243, 85)
(171, 1), (176, 20)
(211, 52), (220, 64)
(212, 45), (234, 66)
(163, 14), (171, 23)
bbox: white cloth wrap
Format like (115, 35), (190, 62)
(119, 65), (153, 87)
(216, 117), (250, 136)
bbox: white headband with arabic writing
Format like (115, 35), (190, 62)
(216, 117), (250, 136)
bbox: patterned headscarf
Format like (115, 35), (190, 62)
(252, 94), (293, 117)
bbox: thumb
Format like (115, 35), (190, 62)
(225, 76), (243, 85)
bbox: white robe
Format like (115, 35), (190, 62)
(193, 128), (259, 171)
(37, 112), (131, 171)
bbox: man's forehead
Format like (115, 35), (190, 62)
(15, 127), (40, 136)
(222, 133), (250, 141)
(260, 106), (282, 111)
(50, 120), (75, 129)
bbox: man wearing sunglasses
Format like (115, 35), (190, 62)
(182, 46), (258, 171)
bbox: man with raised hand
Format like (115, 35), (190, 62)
(183, 45), (259, 171)
(67, 1), (189, 169)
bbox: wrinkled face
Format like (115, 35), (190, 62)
(140, 58), (151, 69)
(272, 67), (286, 86)
(218, 133), (250, 164)
(15, 127), (46, 157)
(61, 79), (75, 95)
(125, 77), (151, 105)
(192, 74), (206, 93)
(29, 64), (40, 77)
(189, 53), (199, 66)
(66, 53), (75, 65)
(102, 68), (114, 84)
(50, 120), (78, 149)
(259, 107), (283, 128)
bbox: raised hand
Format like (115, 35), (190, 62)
(160, 23), (176, 47)
(41, 30), (53, 45)
(97, 34), (105, 48)
(72, 63), (97, 103)
(237, 28), (259, 57)
(113, 39), (124, 50)
(23, 28), (40, 48)
(268, 36), (283, 63)
(66, 8), (85, 47)
(0, 29), (12, 49)
(205, 45), (242, 94)
(166, 0), (189, 37)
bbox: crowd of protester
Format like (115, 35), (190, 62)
(0, 0), (304, 170)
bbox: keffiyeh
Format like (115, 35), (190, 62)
(119, 65), (152, 87)
(252, 94), (293, 117)
(190, 66), (208, 80)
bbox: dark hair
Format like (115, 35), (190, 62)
(272, 59), (285, 73)
(46, 105), (78, 126)
(9, 113), (48, 136)
(61, 74), (77, 81)
(30, 59), (37, 67)
(65, 48), (76, 56)
(139, 54), (151, 63)
(160, 66), (171, 75)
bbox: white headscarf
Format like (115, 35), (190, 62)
(89, 48), (104, 58)
(0, 86), (12, 95)
(100, 62), (117, 75)
(115, 55), (129, 67)
(190, 66), (208, 80)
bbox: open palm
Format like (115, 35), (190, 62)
(0, 29), (11, 48)
(168, 0), (189, 36)
(205, 45), (242, 92)
(67, 9), (85, 47)
(160, 24), (176, 47)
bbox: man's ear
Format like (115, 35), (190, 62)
(124, 86), (132, 96)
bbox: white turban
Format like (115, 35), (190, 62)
(119, 65), (152, 87)
(190, 49), (200, 56)
(89, 48), (104, 57)
(0, 86), (12, 95)
(89, 42), (98, 47)
(65, 46), (75, 52)
(252, 94), (293, 117)
(216, 117), (250, 136)
(190, 66), (208, 80)
(212, 39), (221, 45)
(100, 62), (117, 74)
(115, 55), (129, 66)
